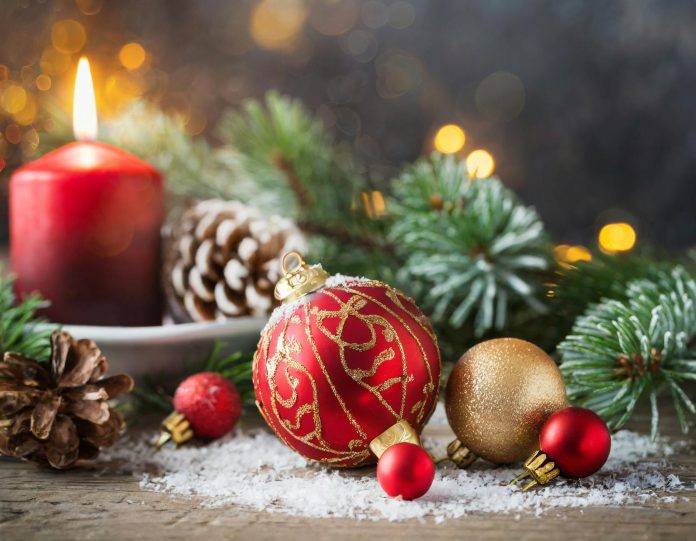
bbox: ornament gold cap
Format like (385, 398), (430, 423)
(446, 439), (478, 468)
(155, 411), (194, 449)
(369, 419), (422, 459)
(509, 449), (561, 491)
(274, 251), (330, 304)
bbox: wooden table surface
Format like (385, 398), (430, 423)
(1, 401), (695, 541)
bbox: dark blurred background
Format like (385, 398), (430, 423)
(1, 0), (695, 250)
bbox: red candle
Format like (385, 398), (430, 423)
(9, 58), (163, 326)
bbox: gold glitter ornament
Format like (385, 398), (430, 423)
(445, 338), (567, 466)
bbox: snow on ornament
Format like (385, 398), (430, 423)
(253, 252), (441, 473)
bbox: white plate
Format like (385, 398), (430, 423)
(39, 318), (267, 380)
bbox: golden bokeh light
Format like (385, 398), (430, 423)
(553, 244), (570, 260)
(1, 84), (27, 114)
(466, 149), (495, 178)
(119, 42), (147, 70)
(14, 94), (38, 125)
(0, 65), (8, 80)
(361, 190), (386, 219)
(566, 245), (592, 262)
(433, 124), (465, 154)
(40, 47), (72, 76)
(251, 0), (308, 51)
(598, 222), (636, 253)
(36, 74), (52, 91)
(554, 244), (592, 266)
(51, 19), (87, 54)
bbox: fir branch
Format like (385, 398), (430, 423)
(131, 342), (255, 415)
(389, 153), (551, 338)
(216, 91), (390, 274)
(559, 266), (696, 438)
(204, 342), (255, 406)
(520, 253), (674, 351)
(0, 275), (54, 359)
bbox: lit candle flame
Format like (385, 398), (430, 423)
(73, 57), (97, 141)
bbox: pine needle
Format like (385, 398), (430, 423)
(389, 153), (551, 338)
(0, 275), (54, 359)
(559, 266), (696, 438)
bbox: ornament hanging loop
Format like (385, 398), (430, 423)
(274, 251), (330, 303)
(281, 251), (304, 275)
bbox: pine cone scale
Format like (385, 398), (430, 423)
(0, 381), (46, 417)
(0, 331), (133, 469)
(30, 394), (61, 439)
(165, 199), (306, 322)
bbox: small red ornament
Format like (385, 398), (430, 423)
(539, 407), (611, 478)
(511, 406), (611, 490)
(377, 443), (435, 500)
(253, 252), (441, 467)
(157, 372), (242, 447)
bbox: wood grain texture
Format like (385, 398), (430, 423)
(1, 403), (694, 541)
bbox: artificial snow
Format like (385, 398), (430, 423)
(101, 403), (693, 522)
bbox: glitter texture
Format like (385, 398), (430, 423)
(445, 338), (568, 464)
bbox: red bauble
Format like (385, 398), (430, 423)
(173, 372), (242, 440)
(253, 275), (441, 467)
(377, 443), (435, 500)
(539, 407), (611, 478)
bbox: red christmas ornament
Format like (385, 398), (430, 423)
(253, 252), (441, 468)
(511, 406), (611, 489)
(377, 442), (435, 500)
(539, 407), (611, 478)
(157, 372), (242, 447)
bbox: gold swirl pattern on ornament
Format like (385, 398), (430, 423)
(312, 290), (407, 418)
(265, 304), (371, 465)
(339, 283), (439, 424)
(261, 281), (440, 466)
(266, 319), (332, 450)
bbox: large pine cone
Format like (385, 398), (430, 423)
(0, 331), (133, 469)
(165, 199), (306, 321)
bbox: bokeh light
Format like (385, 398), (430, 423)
(1, 84), (27, 114)
(35, 74), (52, 91)
(466, 149), (495, 178)
(251, 0), (308, 51)
(51, 20), (87, 54)
(598, 222), (636, 253)
(362, 190), (386, 218)
(119, 42), (147, 70)
(555, 244), (593, 263)
(433, 124), (465, 154)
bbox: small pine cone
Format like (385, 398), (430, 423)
(0, 331), (133, 469)
(164, 199), (307, 322)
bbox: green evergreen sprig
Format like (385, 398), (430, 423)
(389, 153), (551, 338)
(0, 275), (53, 359)
(132, 342), (255, 415)
(216, 91), (389, 276)
(559, 266), (696, 438)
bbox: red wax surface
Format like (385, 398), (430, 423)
(10, 141), (164, 326)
